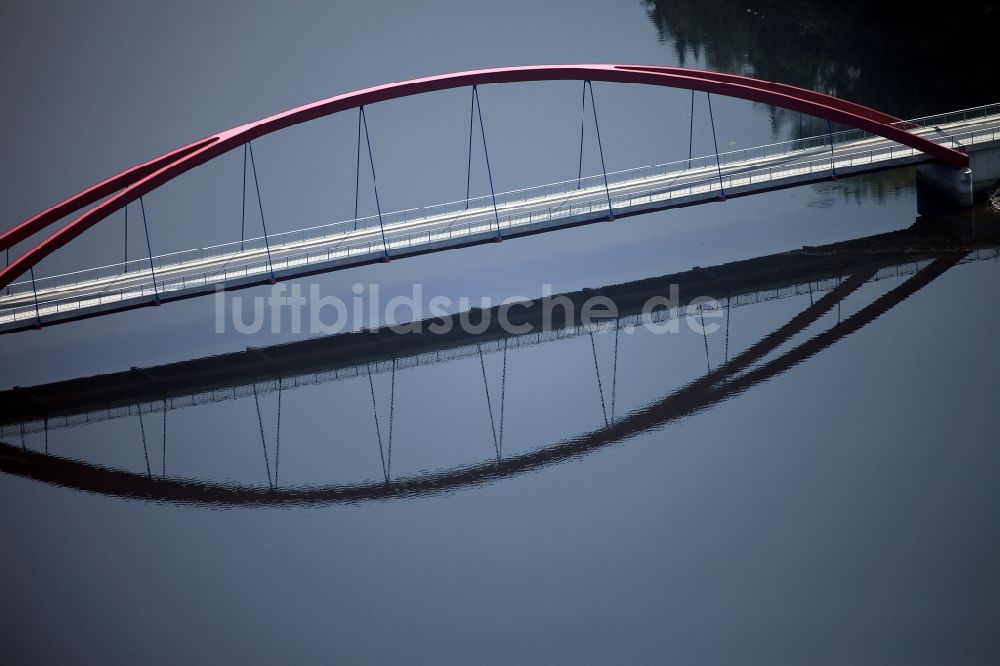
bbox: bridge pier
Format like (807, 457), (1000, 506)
(917, 142), (1000, 209)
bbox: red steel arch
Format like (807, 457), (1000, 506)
(0, 64), (968, 290)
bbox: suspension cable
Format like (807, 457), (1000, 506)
(589, 329), (609, 428)
(498, 337), (507, 456)
(577, 81), (587, 189)
(354, 108), (362, 229)
(161, 398), (167, 478)
(687, 90), (695, 169)
(367, 363), (388, 482)
(137, 406), (151, 479)
(724, 296), (731, 365)
(699, 303), (711, 372)
(706, 93), (726, 199)
(610, 320), (619, 423)
(274, 379), (282, 488)
(466, 87), (476, 208)
(473, 86), (502, 238)
(827, 118), (838, 179)
(252, 381), (274, 489)
(247, 142), (276, 281)
(387, 358), (396, 479)
(138, 195), (160, 303)
(586, 81), (614, 219)
(478, 343), (501, 460)
(123, 190), (128, 272)
(360, 106), (390, 259)
(240, 144), (247, 250)
(28, 266), (42, 327)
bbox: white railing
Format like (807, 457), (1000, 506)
(891, 102), (1000, 131)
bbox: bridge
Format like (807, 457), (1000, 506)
(2, 223), (997, 504)
(1, 65), (998, 333)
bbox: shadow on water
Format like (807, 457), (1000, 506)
(2, 210), (999, 506)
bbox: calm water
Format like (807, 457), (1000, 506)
(2, 2), (999, 663)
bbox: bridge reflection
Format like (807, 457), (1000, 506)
(1, 220), (997, 505)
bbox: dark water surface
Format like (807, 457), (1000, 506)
(2, 2), (999, 663)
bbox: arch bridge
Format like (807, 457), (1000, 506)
(1, 64), (998, 332)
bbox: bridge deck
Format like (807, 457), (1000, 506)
(2, 106), (999, 331)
